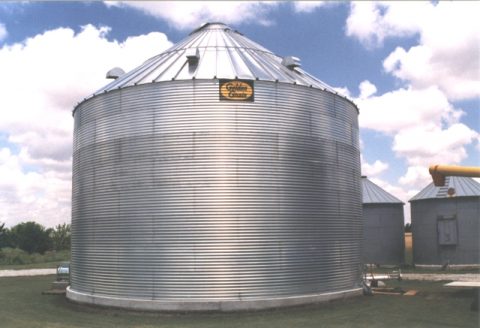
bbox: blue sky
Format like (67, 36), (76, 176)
(0, 1), (478, 227)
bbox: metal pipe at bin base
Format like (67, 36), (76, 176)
(429, 165), (480, 187)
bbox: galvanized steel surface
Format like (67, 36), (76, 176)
(361, 177), (403, 204)
(88, 23), (344, 101)
(361, 177), (404, 265)
(411, 197), (480, 265)
(410, 176), (480, 201)
(71, 80), (362, 303)
(70, 23), (362, 308)
(411, 172), (480, 265)
(362, 204), (405, 265)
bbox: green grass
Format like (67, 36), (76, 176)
(0, 248), (70, 270)
(0, 275), (478, 328)
(0, 261), (65, 270)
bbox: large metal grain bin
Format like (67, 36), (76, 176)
(410, 176), (480, 265)
(67, 22), (363, 311)
(361, 176), (404, 265)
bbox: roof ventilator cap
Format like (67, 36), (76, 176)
(106, 67), (125, 79)
(281, 56), (301, 70)
(186, 48), (200, 64)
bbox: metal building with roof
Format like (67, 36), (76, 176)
(361, 176), (405, 265)
(410, 176), (480, 265)
(67, 22), (363, 311)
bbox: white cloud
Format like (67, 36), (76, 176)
(332, 86), (351, 98)
(293, 1), (331, 13)
(347, 1), (480, 100)
(345, 2), (427, 47)
(355, 81), (478, 208)
(361, 156), (388, 177)
(0, 148), (71, 228)
(384, 42), (480, 101)
(0, 25), (172, 227)
(0, 22), (6, 41)
(348, 2), (479, 220)
(105, 1), (280, 30)
(399, 166), (431, 189)
(358, 80), (376, 99)
(393, 124), (478, 167)
(357, 84), (459, 134)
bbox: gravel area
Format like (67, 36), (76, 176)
(401, 273), (480, 282)
(0, 269), (56, 277)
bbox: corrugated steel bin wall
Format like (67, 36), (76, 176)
(362, 204), (405, 265)
(71, 79), (362, 306)
(411, 197), (480, 265)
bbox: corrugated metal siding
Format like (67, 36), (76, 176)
(361, 177), (404, 264)
(362, 204), (405, 265)
(411, 197), (480, 265)
(71, 79), (362, 301)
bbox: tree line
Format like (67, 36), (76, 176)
(0, 221), (70, 254)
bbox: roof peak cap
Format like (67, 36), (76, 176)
(189, 22), (232, 35)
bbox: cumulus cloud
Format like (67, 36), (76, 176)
(0, 148), (71, 228)
(346, 1), (480, 100)
(0, 22), (6, 41)
(345, 2), (428, 47)
(384, 42), (480, 101)
(348, 2), (479, 213)
(0, 25), (172, 227)
(361, 156), (388, 177)
(293, 1), (332, 13)
(332, 86), (351, 98)
(356, 81), (478, 201)
(393, 124), (478, 167)
(105, 1), (280, 30)
(399, 166), (431, 189)
(357, 84), (459, 134)
(358, 80), (377, 99)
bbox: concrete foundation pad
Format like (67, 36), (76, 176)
(66, 287), (362, 312)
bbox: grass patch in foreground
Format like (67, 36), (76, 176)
(0, 248), (69, 270)
(0, 261), (64, 270)
(0, 275), (478, 328)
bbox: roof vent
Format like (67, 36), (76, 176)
(106, 67), (125, 79)
(447, 187), (456, 197)
(281, 56), (301, 70)
(186, 48), (200, 64)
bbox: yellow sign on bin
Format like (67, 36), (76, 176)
(219, 79), (254, 102)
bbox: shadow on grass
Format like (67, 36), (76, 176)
(1, 275), (478, 328)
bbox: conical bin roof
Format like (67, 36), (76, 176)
(410, 176), (480, 202)
(361, 176), (404, 204)
(90, 22), (341, 98)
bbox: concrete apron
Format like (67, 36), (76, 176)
(66, 287), (362, 312)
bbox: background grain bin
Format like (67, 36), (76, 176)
(361, 176), (405, 265)
(67, 22), (363, 311)
(410, 176), (480, 265)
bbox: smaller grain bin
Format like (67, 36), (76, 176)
(410, 176), (480, 265)
(361, 176), (405, 265)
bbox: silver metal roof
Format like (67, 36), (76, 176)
(410, 176), (480, 202)
(361, 176), (404, 204)
(91, 22), (342, 98)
